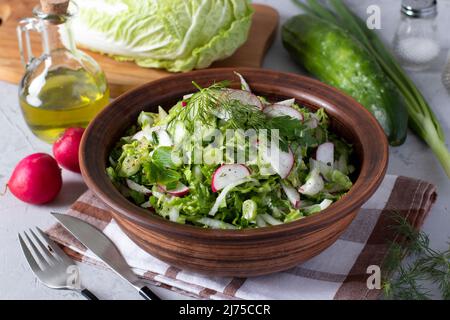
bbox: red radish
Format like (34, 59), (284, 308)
(159, 182), (189, 197)
(8, 153), (62, 204)
(52, 127), (84, 173)
(263, 105), (303, 121)
(223, 89), (263, 110)
(281, 182), (301, 208)
(211, 164), (251, 192)
(260, 144), (294, 179)
(316, 142), (334, 166)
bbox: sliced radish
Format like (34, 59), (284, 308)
(306, 116), (319, 129)
(126, 179), (152, 195)
(234, 71), (251, 92)
(281, 182), (301, 208)
(316, 142), (334, 167)
(209, 178), (256, 216)
(263, 105), (303, 121)
(298, 169), (324, 196)
(260, 144), (294, 179)
(159, 182), (189, 197)
(310, 159), (332, 180)
(223, 89), (263, 110)
(276, 98), (295, 107)
(211, 164), (251, 192)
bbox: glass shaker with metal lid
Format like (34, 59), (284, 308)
(17, 0), (109, 143)
(393, 0), (440, 71)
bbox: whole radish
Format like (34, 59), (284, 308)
(8, 153), (62, 204)
(53, 127), (85, 173)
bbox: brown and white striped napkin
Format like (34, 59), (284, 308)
(47, 175), (436, 300)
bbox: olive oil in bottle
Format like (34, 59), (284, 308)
(17, 0), (109, 143)
(19, 68), (109, 142)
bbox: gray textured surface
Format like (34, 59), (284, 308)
(0, 0), (449, 299)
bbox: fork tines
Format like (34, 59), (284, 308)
(18, 227), (70, 272)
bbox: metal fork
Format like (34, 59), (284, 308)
(18, 227), (98, 300)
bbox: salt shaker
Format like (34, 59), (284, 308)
(393, 0), (440, 71)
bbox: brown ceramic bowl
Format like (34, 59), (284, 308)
(80, 68), (388, 277)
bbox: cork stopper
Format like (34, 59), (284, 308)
(40, 0), (69, 15)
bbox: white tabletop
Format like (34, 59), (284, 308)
(1, 0), (449, 300)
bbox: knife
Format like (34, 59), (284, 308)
(51, 212), (160, 300)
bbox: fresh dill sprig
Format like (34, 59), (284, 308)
(176, 81), (266, 131)
(382, 212), (450, 300)
(170, 81), (311, 152)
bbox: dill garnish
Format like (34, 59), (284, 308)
(177, 81), (266, 130)
(382, 213), (450, 300)
(171, 82), (313, 152)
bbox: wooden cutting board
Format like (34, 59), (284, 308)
(0, 1), (278, 97)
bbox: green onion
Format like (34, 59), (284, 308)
(293, 0), (450, 178)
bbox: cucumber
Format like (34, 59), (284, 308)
(282, 15), (408, 146)
(242, 199), (257, 221)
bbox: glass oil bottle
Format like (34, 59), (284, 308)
(17, 0), (109, 143)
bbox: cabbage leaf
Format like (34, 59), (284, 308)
(72, 0), (253, 72)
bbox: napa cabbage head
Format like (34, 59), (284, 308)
(72, 0), (253, 72)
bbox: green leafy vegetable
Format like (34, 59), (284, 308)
(73, 0), (253, 72)
(291, 0), (450, 177)
(107, 78), (354, 229)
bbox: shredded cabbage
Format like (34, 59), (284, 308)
(107, 75), (355, 229)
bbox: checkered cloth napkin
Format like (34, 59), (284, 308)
(46, 175), (436, 300)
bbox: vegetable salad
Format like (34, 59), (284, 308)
(107, 73), (355, 229)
